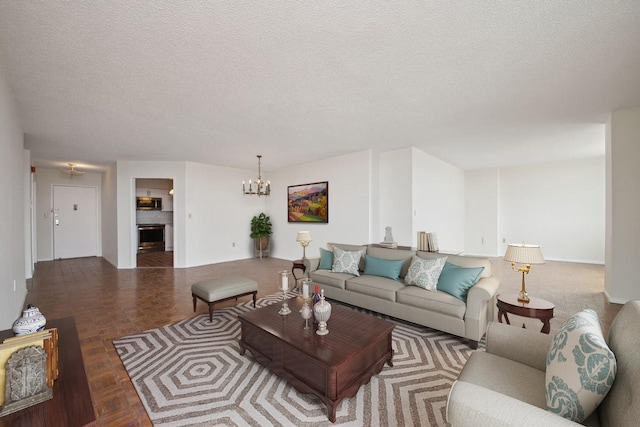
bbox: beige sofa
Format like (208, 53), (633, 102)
(304, 243), (500, 348)
(446, 300), (640, 426)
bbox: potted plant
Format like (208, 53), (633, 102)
(250, 212), (272, 256)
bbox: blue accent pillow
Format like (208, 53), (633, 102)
(318, 247), (333, 270)
(363, 255), (405, 280)
(436, 262), (484, 301)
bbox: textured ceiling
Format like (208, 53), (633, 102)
(0, 1), (639, 172)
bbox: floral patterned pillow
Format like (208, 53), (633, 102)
(331, 247), (365, 276)
(545, 309), (616, 423)
(404, 256), (447, 291)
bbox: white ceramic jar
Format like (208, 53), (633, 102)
(12, 304), (46, 336)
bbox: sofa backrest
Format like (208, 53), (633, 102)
(416, 251), (493, 278)
(598, 300), (640, 426)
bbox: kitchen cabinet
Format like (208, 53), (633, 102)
(165, 224), (173, 251)
(162, 191), (173, 212)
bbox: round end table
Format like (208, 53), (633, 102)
(496, 294), (555, 334)
(291, 259), (307, 291)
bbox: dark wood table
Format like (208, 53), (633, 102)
(497, 294), (555, 334)
(238, 297), (395, 422)
(0, 317), (96, 427)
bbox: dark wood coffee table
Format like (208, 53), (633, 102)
(497, 293), (555, 334)
(238, 296), (395, 422)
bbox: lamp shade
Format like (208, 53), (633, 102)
(296, 231), (312, 242)
(504, 243), (545, 264)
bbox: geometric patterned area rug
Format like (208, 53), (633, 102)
(113, 293), (481, 426)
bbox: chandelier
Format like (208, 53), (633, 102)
(243, 155), (271, 196)
(59, 163), (85, 177)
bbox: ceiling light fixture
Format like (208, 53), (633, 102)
(243, 155), (270, 197)
(60, 163), (86, 177)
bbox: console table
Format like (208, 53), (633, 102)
(0, 317), (96, 427)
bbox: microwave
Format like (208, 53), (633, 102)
(136, 197), (162, 210)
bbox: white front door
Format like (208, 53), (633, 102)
(53, 185), (98, 259)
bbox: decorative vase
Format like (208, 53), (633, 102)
(12, 304), (46, 336)
(314, 289), (332, 336)
(300, 301), (312, 329)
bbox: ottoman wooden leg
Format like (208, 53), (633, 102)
(192, 294), (197, 312)
(252, 291), (257, 308)
(208, 302), (215, 322)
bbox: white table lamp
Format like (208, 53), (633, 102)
(296, 231), (312, 260)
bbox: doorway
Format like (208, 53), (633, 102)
(135, 178), (174, 268)
(53, 185), (98, 259)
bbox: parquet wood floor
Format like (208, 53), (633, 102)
(26, 256), (290, 426)
(23, 254), (621, 426)
(136, 251), (173, 268)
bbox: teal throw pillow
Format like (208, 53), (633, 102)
(332, 247), (365, 276)
(318, 247), (333, 270)
(363, 255), (406, 280)
(405, 256), (447, 290)
(436, 262), (484, 301)
(545, 309), (616, 423)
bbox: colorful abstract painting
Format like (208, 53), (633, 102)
(287, 181), (328, 223)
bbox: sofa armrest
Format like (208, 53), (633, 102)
(447, 381), (579, 427)
(464, 276), (500, 342)
(304, 257), (320, 272)
(485, 322), (552, 371)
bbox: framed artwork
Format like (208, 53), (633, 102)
(288, 181), (329, 223)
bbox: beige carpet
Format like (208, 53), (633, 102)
(114, 293), (479, 426)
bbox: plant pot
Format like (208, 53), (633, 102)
(254, 237), (270, 251)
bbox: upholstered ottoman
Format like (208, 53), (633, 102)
(192, 276), (258, 321)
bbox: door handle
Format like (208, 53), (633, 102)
(55, 219), (60, 226)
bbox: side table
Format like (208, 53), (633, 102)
(291, 259), (307, 291)
(497, 294), (555, 334)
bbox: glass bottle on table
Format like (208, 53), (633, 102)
(312, 284), (321, 323)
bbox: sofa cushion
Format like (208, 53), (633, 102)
(396, 286), (466, 318)
(436, 263), (484, 301)
(363, 255), (405, 280)
(458, 351), (548, 410)
(345, 275), (405, 302)
(366, 246), (415, 278)
(417, 251), (492, 278)
(545, 309), (616, 423)
(318, 247), (333, 270)
(332, 247), (365, 276)
(405, 256), (447, 291)
(308, 270), (352, 290)
(328, 243), (367, 271)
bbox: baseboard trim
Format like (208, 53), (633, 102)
(603, 289), (629, 305)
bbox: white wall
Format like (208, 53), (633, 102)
(183, 162), (264, 266)
(0, 58), (28, 329)
(499, 157), (605, 263)
(412, 147), (465, 252)
(605, 107), (640, 303)
(266, 151), (372, 261)
(34, 168), (103, 261)
(101, 163), (118, 266)
(378, 148), (413, 245)
(465, 168), (500, 256)
(116, 160), (264, 268)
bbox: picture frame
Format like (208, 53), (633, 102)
(287, 181), (329, 223)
